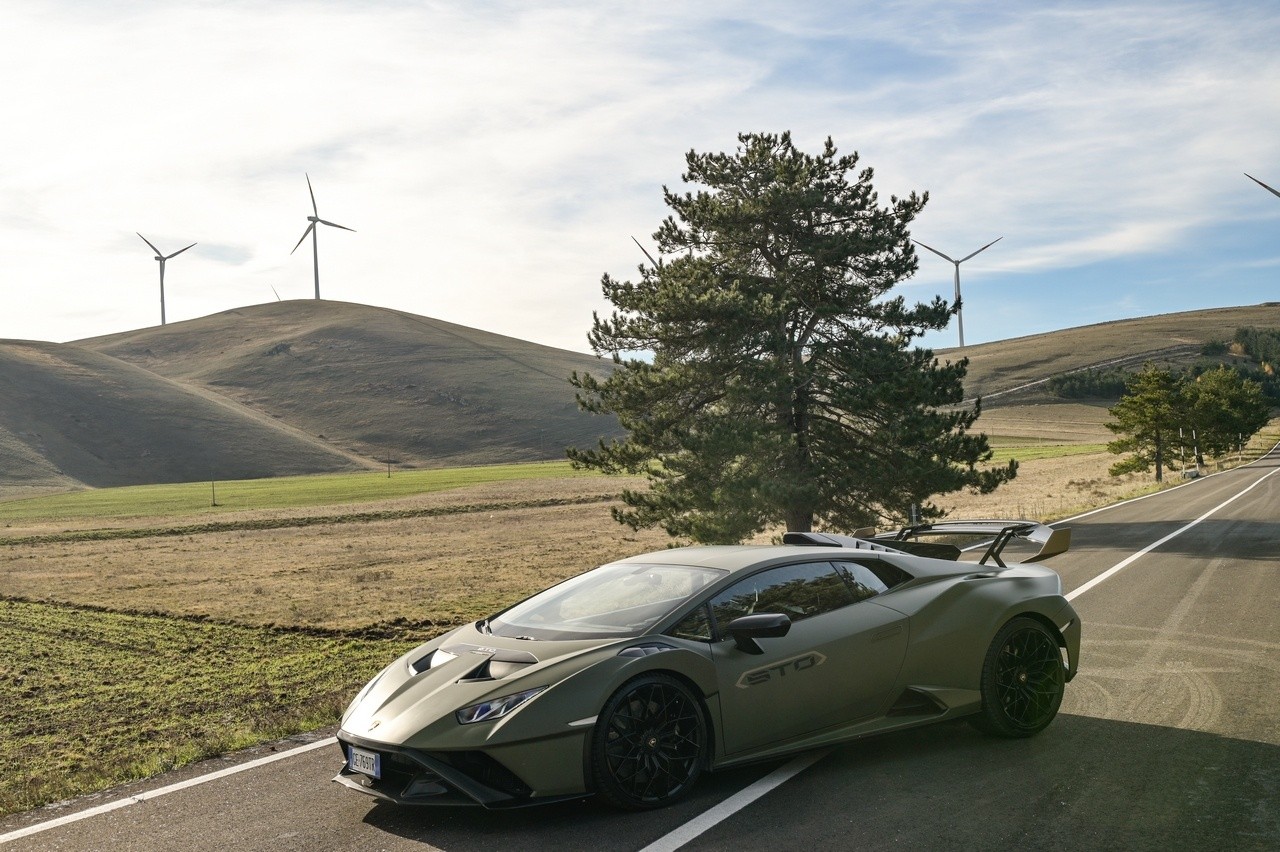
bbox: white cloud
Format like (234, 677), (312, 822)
(1, 1), (1278, 350)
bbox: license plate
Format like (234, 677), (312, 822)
(347, 746), (381, 779)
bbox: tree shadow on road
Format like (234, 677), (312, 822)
(357, 715), (1279, 851)
(1061, 518), (1280, 562)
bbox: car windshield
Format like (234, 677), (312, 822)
(487, 562), (725, 640)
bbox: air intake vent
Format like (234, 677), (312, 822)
(887, 688), (946, 717)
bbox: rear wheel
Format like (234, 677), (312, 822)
(590, 673), (707, 810)
(969, 617), (1065, 737)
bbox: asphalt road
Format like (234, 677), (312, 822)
(5, 450), (1279, 851)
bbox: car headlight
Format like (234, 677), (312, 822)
(455, 687), (546, 725)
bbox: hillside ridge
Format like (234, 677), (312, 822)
(0, 338), (364, 496)
(950, 303), (1280, 400)
(4, 300), (1276, 498)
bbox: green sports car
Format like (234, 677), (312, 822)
(334, 520), (1079, 810)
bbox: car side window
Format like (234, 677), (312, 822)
(669, 603), (713, 642)
(834, 560), (890, 602)
(840, 557), (912, 591)
(709, 562), (856, 636)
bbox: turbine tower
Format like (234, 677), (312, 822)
(291, 173), (355, 299)
(1245, 173), (1280, 199)
(912, 236), (1002, 348)
(136, 233), (196, 326)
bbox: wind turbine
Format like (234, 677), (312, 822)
(911, 236), (1002, 348)
(291, 173), (355, 299)
(136, 233), (196, 326)
(1245, 173), (1280, 199)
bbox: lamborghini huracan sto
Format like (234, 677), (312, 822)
(334, 520), (1079, 810)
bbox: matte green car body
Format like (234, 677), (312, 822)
(335, 529), (1080, 809)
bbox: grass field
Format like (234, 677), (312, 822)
(4, 429), (1279, 819)
(0, 460), (593, 521)
(986, 443), (1107, 462)
(0, 597), (416, 816)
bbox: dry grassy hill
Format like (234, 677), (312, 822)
(952, 303), (1280, 400)
(5, 300), (1276, 497)
(0, 339), (364, 495)
(78, 300), (621, 472)
(946, 303), (1280, 444)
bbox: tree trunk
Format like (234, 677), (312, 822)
(785, 506), (813, 533)
(785, 344), (815, 534)
(1154, 433), (1163, 482)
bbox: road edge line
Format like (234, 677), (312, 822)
(0, 737), (336, 845)
(1065, 462), (1280, 602)
(1055, 439), (1280, 525)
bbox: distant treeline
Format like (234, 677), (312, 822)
(1186, 361), (1280, 402)
(1046, 368), (1131, 399)
(1207, 327), (1280, 402)
(1227, 326), (1280, 364)
(1047, 327), (1280, 402)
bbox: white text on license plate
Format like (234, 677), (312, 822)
(347, 746), (381, 779)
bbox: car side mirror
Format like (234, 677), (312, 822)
(726, 613), (791, 655)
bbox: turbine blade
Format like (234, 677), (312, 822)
(306, 173), (318, 216)
(137, 232), (162, 255)
(291, 223), (315, 254)
(958, 236), (1002, 263)
(165, 242), (197, 259)
(911, 239), (955, 263)
(631, 235), (660, 269)
(317, 219), (355, 232)
(1245, 173), (1280, 199)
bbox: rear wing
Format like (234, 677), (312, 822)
(783, 519), (1070, 566)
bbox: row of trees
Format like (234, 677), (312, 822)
(1107, 365), (1271, 481)
(1229, 326), (1280, 365)
(1046, 367), (1131, 399)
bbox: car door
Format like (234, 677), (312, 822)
(707, 560), (909, 756)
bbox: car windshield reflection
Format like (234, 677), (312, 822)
(488, 563), (725, 640)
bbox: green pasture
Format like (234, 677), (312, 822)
(989, 443), (1108, 463)
(0, 598), (418, 817)
(0, 447), (1122, 524)
(0, 460), (595, 521)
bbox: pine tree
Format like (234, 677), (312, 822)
(1185, 366), (1271, 459)
(570, 132), (1014, 543)
(1106, 365), (1184, 481)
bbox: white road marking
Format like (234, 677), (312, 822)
(0, 737), (336, 846)
(637, 749), (831, 852)
(1066, 461), (1280, 602)
(957, 440), (1280, 553)
(1056, 439), (1280, 525)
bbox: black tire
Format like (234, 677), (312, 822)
(590, 673), (708, 810)
(969, 617), (1065, 738)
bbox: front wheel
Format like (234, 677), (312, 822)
(969, 617), (1065, 737)
(590, 673), (708, 810)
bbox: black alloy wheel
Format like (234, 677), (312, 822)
(591, 673), (708, 810)
(970, 617), (1065, 737)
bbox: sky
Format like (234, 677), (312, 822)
(2, 0), (1278, 355)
